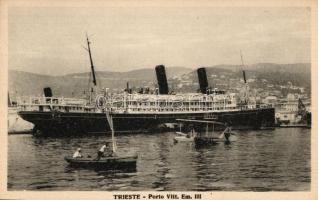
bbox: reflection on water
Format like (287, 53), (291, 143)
(8, 128), (310, 191)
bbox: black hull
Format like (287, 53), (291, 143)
(18, 108), (275, 136)
(64, 156), (137, 170)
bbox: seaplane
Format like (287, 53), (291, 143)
(174, 119), (237, 145)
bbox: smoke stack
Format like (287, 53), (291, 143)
(126, 82), (132, 94)
(43, 87), (53, 97)
(197, 68), (208, 94)
(155, 65), (169, 95)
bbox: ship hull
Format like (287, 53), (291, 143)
(18, 108), (275, 136)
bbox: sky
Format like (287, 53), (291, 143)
(9, 7), (311, 75)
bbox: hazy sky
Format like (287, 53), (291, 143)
(9, 7), (310, 75)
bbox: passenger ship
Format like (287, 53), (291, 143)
(17, 38), (275, 136)
(18, 89), (274, 136)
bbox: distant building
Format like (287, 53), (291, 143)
(272, 90), (281, 96)
(264, 96), (278, 105)
(287, 81), (293, 86)
(287, 93), (296, 101)
(299, 87), (305, 93)
(261, 79), (268, 83)
(247, 78), (255, 83)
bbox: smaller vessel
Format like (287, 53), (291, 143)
(8, 93), (33, 134)
(176, 119), (236, 146)
(65, 112), (138, 170)
(8, 106), (33, 134)
(275, 98), (311, 128)
(64, 155), (137, 169)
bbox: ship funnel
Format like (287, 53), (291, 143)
(43, 87), (53, 97)
(155, 65), (169, 95)
(197, 67), (209, 94)
(125, 82), (132, 94)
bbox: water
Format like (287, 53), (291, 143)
(8, 128), (310, 191)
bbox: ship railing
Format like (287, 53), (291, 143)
(122, 93), (234, 102)
(100, 96), (273, 113)
(106, 93), (238, 106)
(259, 103), (274, 108)
(17, 96), (87, 108)
(226, 103), (273, 111)
(113, 104), (240, 113)
(107, 103), (272, 113)
(108, 99), (263, 112)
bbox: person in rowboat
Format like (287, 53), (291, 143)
(224, 122), (232, 142)
(72, 148), (83, 158)
(96, 142), (113, 160)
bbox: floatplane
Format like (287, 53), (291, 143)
(64, 112), (138, 170)
(174, 119), (237, 145)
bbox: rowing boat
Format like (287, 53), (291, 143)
(65, 112), (138, 170)
(64, 155), (137, 169)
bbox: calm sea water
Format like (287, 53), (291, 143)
(8, 128), (310, 191)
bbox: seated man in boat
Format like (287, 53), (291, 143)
(224, 126), (232, 142)
(72, 148), (83, 158)
(96, 142), (113, 160)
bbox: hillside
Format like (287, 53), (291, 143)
(185, 63), (310, 84)
(8, 63), (310, 99)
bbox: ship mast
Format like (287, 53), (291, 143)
(86, 35), (97, 86)
(240, 50), (249, 105)
(240, 50), (246, 85)
(84, 35), (97, 104)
